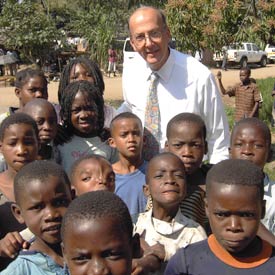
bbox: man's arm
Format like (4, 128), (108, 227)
(249, 101), (259, 117)
(203, 73), (230, 164)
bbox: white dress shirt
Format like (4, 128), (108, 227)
(119, 49), (230, 164)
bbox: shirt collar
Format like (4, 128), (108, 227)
(146, 48), (174, 83)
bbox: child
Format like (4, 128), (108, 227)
(217, 67), (261, 122)
(0, 113), (39, 270)
(70, 154), (115, 195)
(61, 190), (140, 275)
(135, 152), (206, 274)
(2, 160), (73, 274)
(165, 159), (275, 275)
(58, 56), (116, 128)
(164, 112), (210, 229)
(23, 98), (60, 162)
(58, 80), (117, 174)
(108, 112), (147, 216)
(229, 118), (275, 237)
(0, 68), (48, 124)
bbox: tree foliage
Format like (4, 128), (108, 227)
(0, 0), (62, 65)
(165, 0), (275, 53)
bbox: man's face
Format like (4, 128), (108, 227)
(129, 8), (171, 71)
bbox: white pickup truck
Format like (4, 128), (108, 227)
(213, 42), (268, 68)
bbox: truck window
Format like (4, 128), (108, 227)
(247, 44), (252, 51)
(252, 44), (259, 51)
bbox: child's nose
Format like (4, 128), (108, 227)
(228, 215), (242, 232)
(88, 257), (109, 275)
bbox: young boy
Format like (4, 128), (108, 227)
(22, 98), (60, 162)
(70, 154), (115, 195)
(135, 152), (206, 274)
(217, 67), (261, 122)
(0, 113), (39, 270)
(61, 190), (140, 275)
(164, 112), (210, 229)
(2, 160), (73, 274)
(109, 112), (147, 216)
(229, 117), (275, 238)
(165, 159), (275, 275)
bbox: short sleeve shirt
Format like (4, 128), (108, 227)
(229, 82), (261, 121)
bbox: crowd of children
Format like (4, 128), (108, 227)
(1, 57), (275, 275)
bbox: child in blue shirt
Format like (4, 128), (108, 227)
(109, 112), (147, 216)
(2, 160), (73, 275)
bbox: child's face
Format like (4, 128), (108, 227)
(15, 76), (48, 106)
(239, 70), (250, 84)
(72, 158), (115, 195)
(109, 118), (143, 159)
(25, 104), (57, 145)
(229, 124), (270, 169)
(14, 175), (72, 245)
(69, 63), (94, 84)
(205, 182), (264, 255)
(63, 217), (134, 275)
(165, 122), (207, 174)
(71, 91), (98, 137)
(145, 154), (186, 208)
(0, 123), (38, 172)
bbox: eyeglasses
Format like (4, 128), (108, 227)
(133, 30), (164, 45)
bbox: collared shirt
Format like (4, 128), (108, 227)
(119, 49), (230, 164)
(134, 209), (206, 262)
(228, 81), (261, 121)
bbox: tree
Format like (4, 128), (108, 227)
(165, 0), (275, 53)
(0, 0), (62, 66)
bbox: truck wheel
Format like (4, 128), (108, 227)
(240, 57), (248, 68)
(260, 56), (267, 67)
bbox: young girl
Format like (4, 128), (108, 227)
(0, 68), (48, 124)
(58, 56), (116, 128)
(58, 80), (117, 174)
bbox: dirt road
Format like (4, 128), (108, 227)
(0, 64), (274, 113)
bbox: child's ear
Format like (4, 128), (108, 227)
(204, 197), (209, 218)
(71, 188), (76, 200)
(228, 147), (232, 158)
(15, 87), (21, 99)
(164, 140), (169, 151)
(11, 203), (25, 224)
(108, 137), (116, 148)
(143, 184), (150, 197)
(131, 233), (141, 258)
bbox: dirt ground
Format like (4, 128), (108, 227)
(0, 63), (275, 113)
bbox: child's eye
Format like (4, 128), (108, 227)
(215, 212), (229, 218)
(82, 176), (91, 182)
(72, 255), (89, 264)
(56, 198), (70, 207)
(240, 212), (255, 218)
(234, 142), (242, 147)
(29, 203), (44, 211)
(154, 174), (163, 179)
(175, 173), (185, 179)
(36, 119), (44, 125)
(254, 144), (264, 149)
(172, 143), (182, 149)
(103, 250), (124, 260)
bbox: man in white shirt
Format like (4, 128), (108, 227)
(119, 6), (229, 164)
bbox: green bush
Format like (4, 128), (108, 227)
(258, 77), (275, 125)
